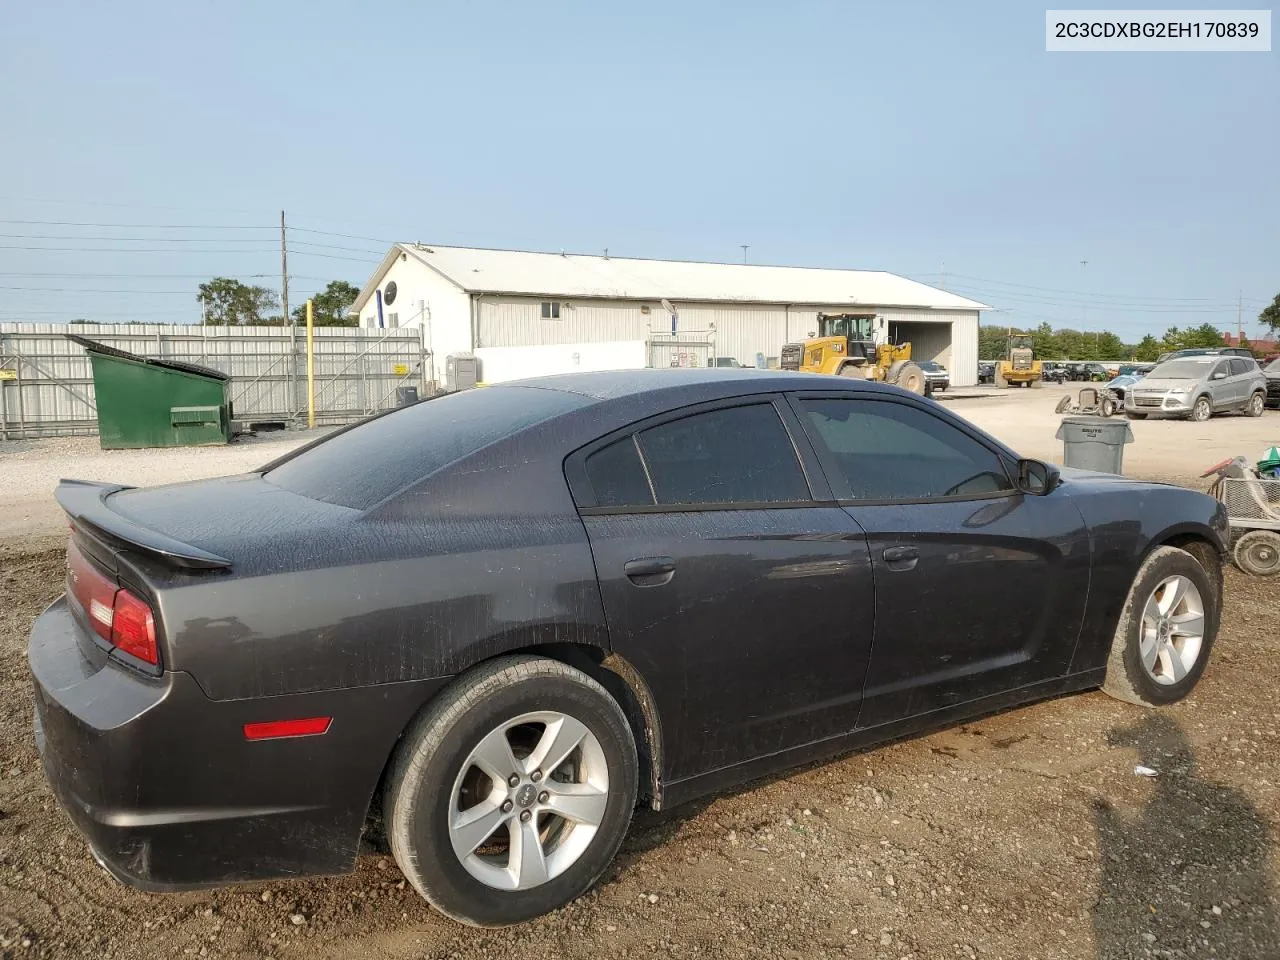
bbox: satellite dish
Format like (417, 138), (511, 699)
(660, 299), (675, 315)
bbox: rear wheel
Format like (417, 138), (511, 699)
(838, 362), (866, 378)
(384, 656), (638, 927)
(1190, 396), (1212, 422)
(1245, 391), (1266, 418)
(1234, 531), (1280, 576)
(1102, 546), (1218, 706)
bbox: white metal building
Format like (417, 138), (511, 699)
(349, 244), (989, 387)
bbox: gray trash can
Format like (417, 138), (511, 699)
(1055, 416), (1135, 474)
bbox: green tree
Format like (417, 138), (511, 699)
(1182, 323), (1226, 348)
(197, 278), (278, 325)
(978, 325), (1009, 360)
(1258, 293), (1280, 335)
(291, 280), (361, 327)
(1096, 331), (1126, 359)
(1132, 334), (1162, 361)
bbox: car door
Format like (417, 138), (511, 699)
(567, 397), (876, 783)
(1205, 359), (1233, 409)
(788, 392), (1092, 729)
(1227, 357), (1255, 407)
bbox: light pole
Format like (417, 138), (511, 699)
(740, 244), (750, 264)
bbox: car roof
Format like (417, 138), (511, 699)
(502, 367), (868, 401)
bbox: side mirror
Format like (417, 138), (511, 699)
(1211, 371), (1226, 380)
(1016, 458), (1059, 496)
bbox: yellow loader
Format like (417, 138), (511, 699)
(779, 313), (926, 394)
(994, 335), (1043, 388)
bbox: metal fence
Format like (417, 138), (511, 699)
(0, 323), (430, 439)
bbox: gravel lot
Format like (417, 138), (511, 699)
(2, 387), (1278, 959)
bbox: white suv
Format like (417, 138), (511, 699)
(1125, 355), (1268, 422)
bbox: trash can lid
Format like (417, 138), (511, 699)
(66, 334), (230, 382)
(1054, 416), (1135, 443)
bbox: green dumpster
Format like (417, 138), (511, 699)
(68, 335), (232, 449)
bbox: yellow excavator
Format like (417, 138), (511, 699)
(779, 313), (926, 394)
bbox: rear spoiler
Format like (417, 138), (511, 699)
(55, 479), (232, 570)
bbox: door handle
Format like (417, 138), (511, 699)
(882, 545), (919, 570)
(624, 556), (676, 586)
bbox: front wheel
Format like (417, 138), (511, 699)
(1102, 546), (1218, 706)
(384, 656), (638, 927)
(1190, 396), (1212, 422)
(1100, 397), (1117, 418)
(1244, 391), (1266, 418)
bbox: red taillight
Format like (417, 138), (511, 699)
(111, 589), (158, 665)
(66, 538), (159, 667)
(67, 539), (117, 644)
(243, 717), (332, 741)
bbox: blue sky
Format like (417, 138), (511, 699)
(1, 0), (1276, 338)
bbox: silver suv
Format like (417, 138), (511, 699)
(1125, 355), (1268, 421)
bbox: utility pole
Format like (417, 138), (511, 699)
(1237, 290), (1244, 344)
(281, 210), (290, 325)
(1079, 259), (1088, 331)
(740, 244), (750, 264)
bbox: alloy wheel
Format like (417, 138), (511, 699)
(448, 711), (609, 891)
(1138, 575), (1205, 685)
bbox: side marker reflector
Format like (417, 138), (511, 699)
(243, 717), (332, 741)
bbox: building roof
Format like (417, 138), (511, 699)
(351, 244), (990, 314)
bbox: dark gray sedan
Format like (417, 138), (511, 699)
(31, 369), (1228, 926)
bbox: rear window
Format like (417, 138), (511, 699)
(265, 386), (587, 509)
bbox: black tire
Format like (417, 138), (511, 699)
(892, 361), (926, 395)
(1244, 391), (1266, 418)
(384, 655), (638, 927)
(838, 362), (865, 378)
(1189, 395), (1212, 422)
(1234, 530), (1280, 576)
(1126, 411), (1147, 420)
(1055, 396), (1072, 414)
(1102, 546), (1219, 707)
(1100, 397), (1117, 418)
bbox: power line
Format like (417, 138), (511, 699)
(0, 232), (277, 242)
(0, 244), (278, 253)
(0, 219), (275, 230)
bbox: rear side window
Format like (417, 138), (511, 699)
(585, 437), (654, 507)
(637, 404), (810, 506)
(1229, 357), (1255, 376)
(800, 398), (1012, 501)
(265, 386), (587, 509)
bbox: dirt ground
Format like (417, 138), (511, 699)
(1, 389), (1278, 959)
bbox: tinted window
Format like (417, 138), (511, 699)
(800, 398), (1013, 501)
(585, 437), (654, 507)
(1228, 357), (1255, 376)
(636, 404), (810, 506)
(265, 386), (587, 509)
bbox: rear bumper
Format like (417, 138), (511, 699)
(30, 597), (448, 891)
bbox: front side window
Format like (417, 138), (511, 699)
(799, 398), (1013, 501)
